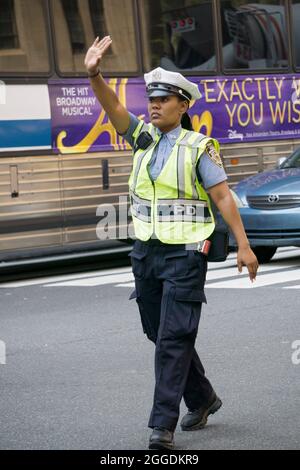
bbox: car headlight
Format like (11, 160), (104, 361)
(230, 189), (247, 208)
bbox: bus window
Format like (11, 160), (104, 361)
(51, 0), (139, 75)
(291, 0), (300, 68)
(220, 0), (288, 71)
(138, 0), (216, 73)
(0, 0), (50, 74)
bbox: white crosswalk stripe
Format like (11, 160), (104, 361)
(116, 260), (299, 289)
(0, 267), (132, 288)
(206, 267), (300, 289)
(0, 247), (299, 290)
(283, 285), (300, 289)
(47, 272), (134, 287)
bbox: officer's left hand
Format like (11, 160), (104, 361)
(237, 246), (259, 282)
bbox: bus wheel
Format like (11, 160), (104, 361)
(251, 246), (277, 264)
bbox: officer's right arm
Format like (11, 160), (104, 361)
(84, 36), (130, 135)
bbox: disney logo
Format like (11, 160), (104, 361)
(228, 129), (244, 141)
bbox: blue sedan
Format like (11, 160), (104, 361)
(230, 147), (300, 263)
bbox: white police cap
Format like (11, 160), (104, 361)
(144, 67), (201, 101)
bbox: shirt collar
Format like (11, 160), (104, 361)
(157, 124), (182, 146)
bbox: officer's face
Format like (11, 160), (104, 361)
(148, 95), (188, 133)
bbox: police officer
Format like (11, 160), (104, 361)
(85, 36), (259, 450)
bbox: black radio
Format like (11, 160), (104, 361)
(134, 131), (154, 151)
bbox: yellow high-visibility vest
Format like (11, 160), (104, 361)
(128, 121), (219, 244)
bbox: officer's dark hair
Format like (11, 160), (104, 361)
(177, 96), (193, 130)
(181, 112), (193, 130)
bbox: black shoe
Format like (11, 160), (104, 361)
(180, 394), (222, 431)
(148, 427), (174, 450)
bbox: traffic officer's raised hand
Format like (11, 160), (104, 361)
(237, 245), (259, 282)
(84, 36), (112, 75)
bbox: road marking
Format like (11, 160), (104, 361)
(117, 263), (300, 289)
(207, 263), (293, 281)
(0, 248), (299, 289)
(206, 267), (300, 289)
(46, 262), (296, 287)
(118, 282), (135, 288)
(0, 267), (132, 288)
(283, 285), (300, 289)
(45, 272), (134, 287)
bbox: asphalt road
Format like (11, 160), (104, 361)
(0, 249), (300, 450)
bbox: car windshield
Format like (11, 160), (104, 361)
(280, 148), (300, 169)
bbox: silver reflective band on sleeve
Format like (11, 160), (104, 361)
(157, 199), (212, 223)
(130, 191), (152, 223)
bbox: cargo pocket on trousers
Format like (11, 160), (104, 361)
(165, 287), (206, 339)
(175, 287), (207, 304)
(129, 289), (156, 342)
(129, 250), (147, 280)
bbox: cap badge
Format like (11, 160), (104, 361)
(152, 70), (162, 80)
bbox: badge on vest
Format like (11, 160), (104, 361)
(206, 142), (223, 168)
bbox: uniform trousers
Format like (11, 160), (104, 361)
(129, 239), (215, 432)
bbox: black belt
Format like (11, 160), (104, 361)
(136, 238), (190, 250)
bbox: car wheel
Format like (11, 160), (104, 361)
(251, 246), (277, 263)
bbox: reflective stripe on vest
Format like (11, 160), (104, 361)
(130, 191), (152, 223)
(132, 123), (158, 193)
(177, 132), (207, 200)
(157, 199), (212, 223)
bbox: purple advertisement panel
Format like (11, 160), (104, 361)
(48, 74), (300, 154)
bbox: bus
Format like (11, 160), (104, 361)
(0, 0), (300, 266)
